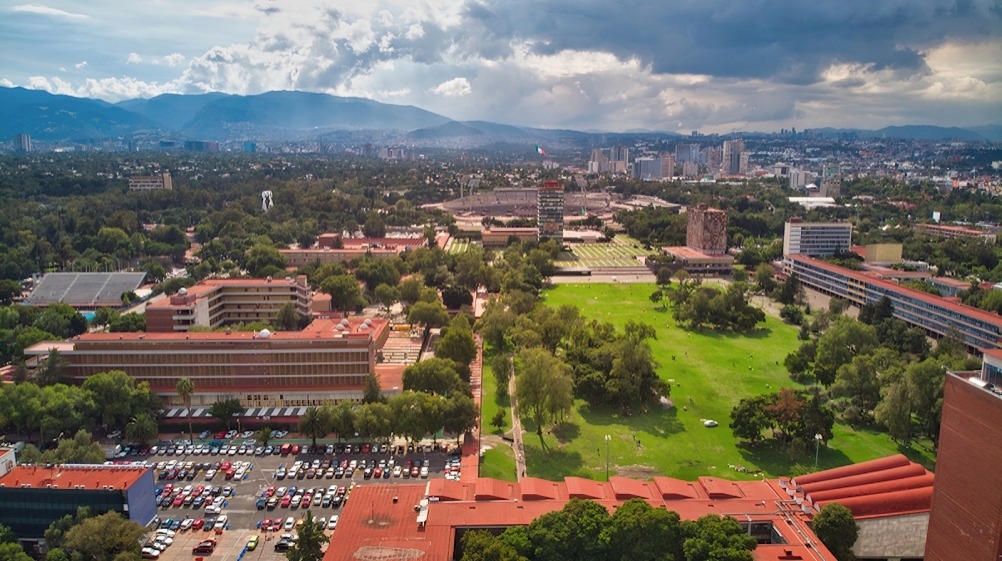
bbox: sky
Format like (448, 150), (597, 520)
(1, 0), (1000, 133)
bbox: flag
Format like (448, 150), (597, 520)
(535, 145), (546, 156)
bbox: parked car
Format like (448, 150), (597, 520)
(192, 540), (216, 554)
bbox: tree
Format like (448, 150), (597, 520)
(175, 378), (195, 438)
(363, 372), (384, 403)
(327, 401), (357, 442)
(0, 523), (16, 545)
(298, 406), (329, 449)
(437, 324), (477, 371)
(403, 358), (466, 396)
(460, 529), (528, 561)
(491, 409), (507, 433)
(35, 349), (69, 386)
(0, 543), (32, 561)
(681, 515), (757, 561)
(244, 243), (287, 277)
(44, 507), (94, 551)
(765, 388), (806, 445)
(28, 429), (105, 464)
(515, 348), (574, 438)
(729, 395), (774, 445)
(601, 499), (683, 561)
(491, 353), (512, 396)
(285, 510), (329, 561)
(63, 511), (145, 561)
(276, 301), (302, 331)
(754, 263), (776, 294)
(321, 274), (365, 316)
(107, 312), (145, 332)
(874, 381), (913, 442)
(82, 370), (154, 428)
(408, 300), (449, 329)
(442, 393), (478, 443)
(398, 276), (424, 305)
(520, 499), (611, 561)
(814, 318), (878, 386)
(375, 283), (400, 314)
(209, 398), (243, 428)
(907, 359), (945, 441)
(125, 413), (158, 447)
(811, 503), (859, 561)
(256, 426), (273, 447)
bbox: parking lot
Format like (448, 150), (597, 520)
(141, 435), (463, 560)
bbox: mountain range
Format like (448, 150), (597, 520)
(2, 86), (1000, 145)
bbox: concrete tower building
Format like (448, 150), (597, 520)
(686, 204), (728, 255)
(537, 180), (564, 244)
(721, 139), (744, 174)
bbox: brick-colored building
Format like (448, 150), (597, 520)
(128, 172), (172, 191)
(24, 317), (389, 408)
(145, 276), (310, 332)
(925, 370), (1002, 561)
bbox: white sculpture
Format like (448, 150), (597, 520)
(261, 190), (274, 211)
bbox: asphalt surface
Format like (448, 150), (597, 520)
(144, 439), (462, 560)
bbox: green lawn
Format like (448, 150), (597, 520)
(555, 236), (651, 268)
(521, 283), (935, 481)
(481, 351), (511, 434)
(479, 446), (518, 482)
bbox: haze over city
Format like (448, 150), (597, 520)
(1, 0), (1000, 133)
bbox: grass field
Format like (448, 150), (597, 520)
(447, 238), (476, 254)
(555, 236), (650, 268)
(479, 446), (518, 482)
(481, 351), (511, 434)
(519, 283), (936, 481)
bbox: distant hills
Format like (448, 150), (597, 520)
(1, 86), (1000, 144)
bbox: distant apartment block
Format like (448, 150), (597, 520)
(783, 219), (853, 257)
(914, 223), (997, 244)
(631, 157), (662, 181)
(782, 254), (1002, 351)
(128, 172), (172, 191)
(721, 139), (745, 174)
(661, 153), (675, 178)
(184, 140), (219, 152)
(145, 275), (310, 332)
(13, 133), (31, 153)
(537, 181), (564, 244)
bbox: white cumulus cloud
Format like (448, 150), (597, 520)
(127, 52), (142, 64)
(74, 61), (88, 70)
(10, 4), (90, 20)
(163, 53), (186, 67)
(431, 77), (471, 97)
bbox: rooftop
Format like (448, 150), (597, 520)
(0, 464), (150, 491)
(325, 476), (836, 561)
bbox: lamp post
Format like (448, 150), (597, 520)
(814, 433), (823, 468)
(604, 435), (612, 480)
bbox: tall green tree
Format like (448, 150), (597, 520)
(680, 515), (757, 561)
(460, 530), (528, 561)
(298, 406), (329, 448)
(320, 274), (365, 317)
(209, 398), (243, 428)
(442, 393), (478, 443)
(812, 503), (859, 561)
(814, 318), (878, 386)
(82, 370), (154, 428)
(403, 358), (466, 396)
(515, 347), (574, 438)
(601, 499), (683, 561)
(175, 378), (195, 438)
(285, 511), (329, 561)
(125, 413), (158, 447)
(363, 372), (385, 404)
(63, 511), (145, 561)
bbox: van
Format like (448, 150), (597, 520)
(213, 515), (227, 530)
(280, 444), (291, 456)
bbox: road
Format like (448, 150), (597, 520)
(507, 368), (527, 480)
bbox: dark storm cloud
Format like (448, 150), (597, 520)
(458, 0), (1001, 83)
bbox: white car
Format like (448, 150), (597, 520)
(204, 505), (221, 515)
(419, 466), (429, 478)
(703, 419), (719, 428)
(327, 515), (339, 530)
(213, 515), (228, 530)
(154, 535), (173, 546)
(284, 517), (295, 531)
(154, 529), (176, 538)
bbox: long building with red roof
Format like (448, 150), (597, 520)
(782, 254), (1002, 350)
(325, 475), (838, 561)
(24, 316), (390, 408)
(0, 464), (155, 540)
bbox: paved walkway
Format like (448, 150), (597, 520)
(507, 362), (527, 481)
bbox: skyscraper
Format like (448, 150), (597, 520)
(721, 139), (744, 174)
(14, 133), (31, 153)
(537, 181), (564, 244)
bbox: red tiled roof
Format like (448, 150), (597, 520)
(699, 477), (744, 499)
(984, 348), (1002, 361)
(806, 474), (935, 504)
(475, 478), (514, 501)
(798, 463), (927, 495)
(427, 479), (471, 502)
(814, 488), (933, 520)
(0, 465), (149, 490)
(609, 476), (652, 500)
(653, 477), (702, 500)
(72, 317), (387, 343)
(565, 477), (608, 500)
(790, 454), (910, 488)
(518, 477), (560, 500)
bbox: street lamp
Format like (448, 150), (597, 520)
(604, 435), (612, 480)
(814, 433), (823, 468)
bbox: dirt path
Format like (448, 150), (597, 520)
(508, 371), (527, 480)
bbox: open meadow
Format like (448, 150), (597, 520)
(514, 282), (936, 481)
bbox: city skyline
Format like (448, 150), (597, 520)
(0, 1), (999, 134)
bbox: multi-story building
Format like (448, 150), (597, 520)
(14, 133), (31, 153)
(145, 276), (310, 332)
(482, 227), (539, 249)
(0, 465), (155, 541)
(686, 204), (728, 255)
(925, 369), (1002, 561)
(631, 157), (662, 181)
(315, 234), (426, 251)
(721, 139), (744, 174)
(588, 148), (609, 174)
(0, 448), (15, 478)
(128, 172), (172, 191)
(981, 348), (1002, 386)
(914, 223), (997, 244)
(25, 317), (390, 408)
(661, 153), (675, 178)
(782, 219), (853, 258)
(788, 169), (817, 190)
(782, 254), (1002, 350)
(537, 181), (564, 244)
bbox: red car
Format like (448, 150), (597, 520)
(215, 431), (227, 439)
(270, 520), (282, 532)
(291, 445), (300, 455)
(361, 443), (371, 454)
(261, 518), (271, 529)
(301, 495), (312, 508)
(265, 485), (276, 497)
(281, 496), (291, 508)
(172, 495), (184, 507)
(373, 467), (383, 478)
(192, 519), (205, 530)
(220, 462), (232, 471)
